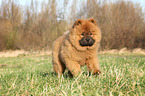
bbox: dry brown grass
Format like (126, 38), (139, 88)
(0, 0), (145, 51)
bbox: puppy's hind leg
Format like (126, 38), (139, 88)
(52, 52), (66, 77)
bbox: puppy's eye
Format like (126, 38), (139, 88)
(81, 33), (84, 36)
(90, 33), (93, 35)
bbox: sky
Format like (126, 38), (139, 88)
(15, 0), (145, 10)
(0, 0), (144, 12)
(0, 0), (144, 8)
(126, 0), (145, 10)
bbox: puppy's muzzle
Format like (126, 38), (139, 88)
(79, 36), (95, 47)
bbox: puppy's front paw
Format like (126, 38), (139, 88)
(93, 70), (101, 75)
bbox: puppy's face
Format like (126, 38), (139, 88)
(79, 29), (95, 47)
(69, 18), (101, 51)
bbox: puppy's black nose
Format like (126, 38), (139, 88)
(86, 38), (90, 42)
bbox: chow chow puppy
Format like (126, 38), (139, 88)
(52, 18), (101, 77)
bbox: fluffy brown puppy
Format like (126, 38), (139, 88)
(52, 18), (101, 77)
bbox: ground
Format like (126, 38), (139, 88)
(0, 50), (145, 95)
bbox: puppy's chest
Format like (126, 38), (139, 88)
(76, 51), (94, 66)
(78, 57), (88, 66)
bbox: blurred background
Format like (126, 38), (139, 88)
(0, 0), (145, 51)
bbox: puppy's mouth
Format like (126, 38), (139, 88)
(79, 37), (95, 47)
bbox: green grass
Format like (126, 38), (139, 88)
(0, 55), (145, 95)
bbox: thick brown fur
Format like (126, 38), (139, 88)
(52, 18), (101, 77)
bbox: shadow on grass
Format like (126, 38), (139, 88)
(40, 71), (95, 79)
(40, 72), (55, 77)
(40, 72), (71, 78)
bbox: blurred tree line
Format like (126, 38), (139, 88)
(0, 0), (145, 50)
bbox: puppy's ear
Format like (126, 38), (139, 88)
(89, 18), (97, 26)
(72, 19), (82, 28)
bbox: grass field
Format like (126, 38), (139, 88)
(0, 54), (145, 96)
